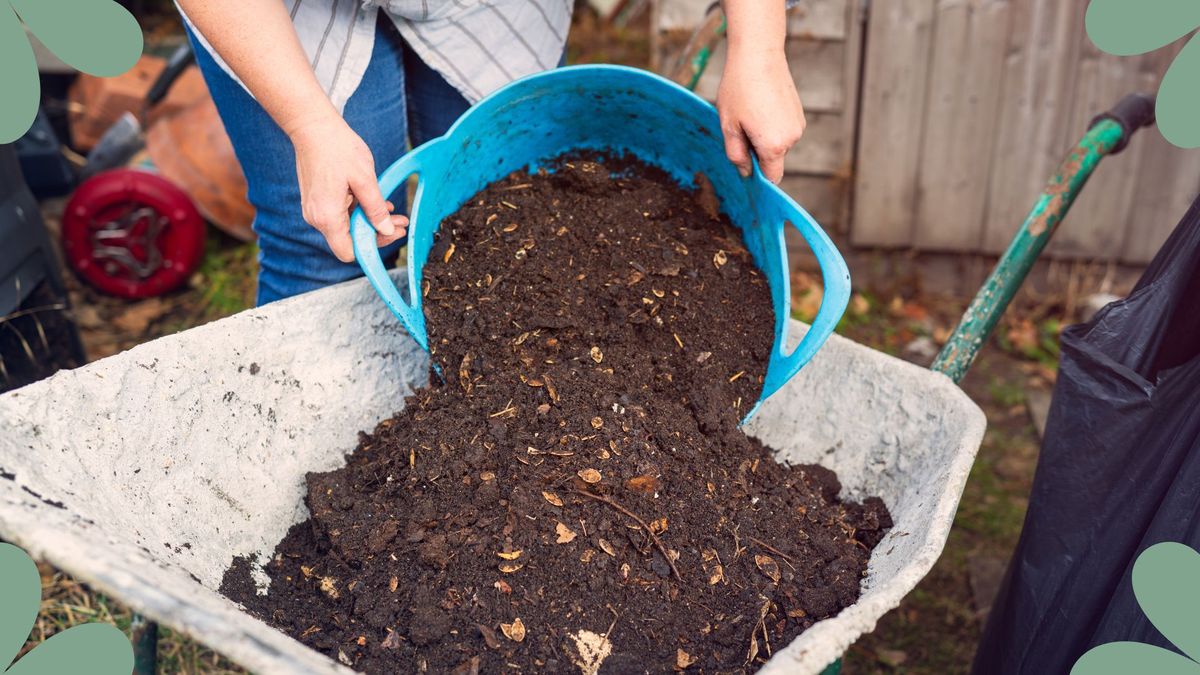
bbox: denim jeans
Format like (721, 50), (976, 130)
(187, 18), (471, 305)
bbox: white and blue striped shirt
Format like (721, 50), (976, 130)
(180, 0), (573, 111)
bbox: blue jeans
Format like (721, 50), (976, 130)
(188, 18), (471, 305)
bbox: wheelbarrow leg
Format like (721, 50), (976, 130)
(932, 94), (1156, 383)
(131, 613), (158, 675)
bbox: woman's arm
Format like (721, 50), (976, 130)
(717, 0), (806, 184)
(177, 0), (405, 262)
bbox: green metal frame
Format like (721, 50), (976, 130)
(932, 119), (1126, 382)
(684, 17), (726, 91)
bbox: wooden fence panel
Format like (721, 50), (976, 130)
(854, 0), (1199, 264)
(913, 0), (1011, 251)
(851, 0), (937, 247)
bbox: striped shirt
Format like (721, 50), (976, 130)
(179, 0), (572, 111)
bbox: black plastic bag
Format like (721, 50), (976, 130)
(973, 195), (1200, 674)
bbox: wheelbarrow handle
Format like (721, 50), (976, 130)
(932, 92), (1156, 382)
(351, 138), (447, 351)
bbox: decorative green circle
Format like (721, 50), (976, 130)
(1086, 0), (1200, 149)
(0, 0), (143, 143)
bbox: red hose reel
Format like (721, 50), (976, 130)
(62, 169), (206, 299)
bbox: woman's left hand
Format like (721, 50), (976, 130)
(716, 45), (806, 184)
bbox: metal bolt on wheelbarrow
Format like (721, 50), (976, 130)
(350, 64), (851, 425)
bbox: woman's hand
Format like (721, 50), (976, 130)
(286, 113), (408, 262)
(717, 45), (806, 184)
(717, 0), (805, 184)
(178, 0), (406, 262)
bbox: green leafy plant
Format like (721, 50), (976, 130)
(1073, 542), (1200, 674)
(1086, 0), (1200, 148)
(0, 0), (142, 142)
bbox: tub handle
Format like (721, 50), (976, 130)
(351, 139), (446, 351)
(750, 189), (851, 422)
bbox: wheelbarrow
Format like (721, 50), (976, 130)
(0, 70), (1156, 675)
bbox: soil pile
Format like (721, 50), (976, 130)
(222, 155), (891, 673)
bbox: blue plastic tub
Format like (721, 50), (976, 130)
(352, 64), (849, 422)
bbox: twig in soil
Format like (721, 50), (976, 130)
(728, 523), (746, 560)
(572, 489), (682, 581)
(489, 400), (517, 418)
(604, 605), (620, 639)
(747, 536), (796, 565)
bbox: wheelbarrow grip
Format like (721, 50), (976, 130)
(351, 140), (445, 351)
(1089, 92), (1155, 155)
(755, 185), (851, 410)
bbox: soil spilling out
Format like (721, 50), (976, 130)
(221, 155), (891, 674)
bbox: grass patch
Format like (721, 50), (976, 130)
(197, 234), (257, 320)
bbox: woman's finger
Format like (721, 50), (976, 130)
(350, 173), (395, 236)
(375, 214), (409, 248)
(755, 142), (787, 184)
(722, 123), (753, 178)
(313, 203), (355, 262)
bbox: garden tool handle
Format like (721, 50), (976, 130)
(351, 139), (445, 351)
(145, 43), (195, 110)
(761, 186), (851, 403)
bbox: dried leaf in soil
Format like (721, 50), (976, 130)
(500, 618), (526, 643)
(626, 474), (660, 494)
(477, 624), (501, 650)
(702, 548), (725, 585)
(555, 522), (577, 544)
(542, 490), (564, 507)
(755, 554), (782, 583)
(578, 468), (602, 484)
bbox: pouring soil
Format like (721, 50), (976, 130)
(221, 155), (891, 673)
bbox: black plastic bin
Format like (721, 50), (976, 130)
(0, 143), (86, 394)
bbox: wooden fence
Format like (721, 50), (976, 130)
(653, 0), (1200, 264)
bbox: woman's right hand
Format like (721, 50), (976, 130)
(286, 112), (408, 262)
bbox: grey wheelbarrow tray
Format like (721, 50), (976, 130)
(0, 271), (981, 674)
(0, 94), (1155, 673)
